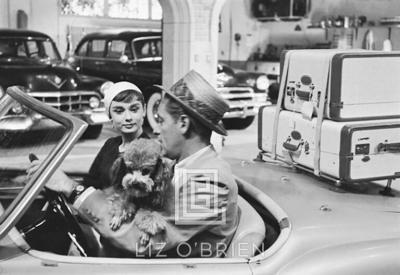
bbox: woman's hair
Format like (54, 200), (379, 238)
(163, 94), (211, 141)
(113, 89), (145, 106)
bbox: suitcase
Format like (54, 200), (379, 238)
(281, 49), (400, 121)
(258, 105), (400, 182)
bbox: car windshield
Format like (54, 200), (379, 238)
(133, 38), (162, 59)
(0, 38), (61, 61)
(0, 93), (65, 229)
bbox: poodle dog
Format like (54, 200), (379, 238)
(105, 138), (173, 246)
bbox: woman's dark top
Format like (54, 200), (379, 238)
(84, 132), (150, 189)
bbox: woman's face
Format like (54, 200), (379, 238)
(109, 98), (145, 136)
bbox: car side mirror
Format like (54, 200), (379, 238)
(119, 54), (129, 64)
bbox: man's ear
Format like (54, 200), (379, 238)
(178, 115), (190, 135)
(110, 157), (127, 188)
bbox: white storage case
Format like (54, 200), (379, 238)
(281, 49), (400, 121)
(258, 106), (400, 182)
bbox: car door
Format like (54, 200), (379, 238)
(129, 36), (162, 88)
(103, 39), (133, 82)
(0, 87), (254, 274)
(82, 39), (107, 78)
(71, 39), (89, 72)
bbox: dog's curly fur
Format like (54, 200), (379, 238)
(105, 139), (173, 243)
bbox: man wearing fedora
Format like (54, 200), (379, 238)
(44, 70), (239, 258)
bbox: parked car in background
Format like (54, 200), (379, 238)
(67, 30), (270, 130)
(0, 29), (112, 140)
(1, 86), (400, 274)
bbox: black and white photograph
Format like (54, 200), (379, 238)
(0, 0), (400, 274)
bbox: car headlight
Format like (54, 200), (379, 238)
(89, 96), (100, 109)
(0, 86), (4, 98)
(256, 75), (269, 91)
(100, 81), (114, 96)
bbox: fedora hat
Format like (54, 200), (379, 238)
(104, 81), (142, 117)
(155, 70), (229, 136)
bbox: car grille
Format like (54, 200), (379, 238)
(28, 91), (100, 112)
(216, 87), (255, 108)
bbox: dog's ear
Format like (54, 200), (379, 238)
(110, 157), (128, 189)
(152, 158), (173, 185)
(151, 158), (174, 208)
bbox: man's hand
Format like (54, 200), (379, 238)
(26, 153), (77, 197)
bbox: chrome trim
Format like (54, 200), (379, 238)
(28, 91), (101, 112)
(221, 94), (254, 100)
(217, 87), (253, 93)
(28, 91), (100, 97)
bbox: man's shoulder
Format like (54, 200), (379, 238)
(185, 147), (235, 185)
(198, 147), (231, 169)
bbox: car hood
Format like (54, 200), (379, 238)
(0, 59), (83, 91)
(230, 159), (400, 240)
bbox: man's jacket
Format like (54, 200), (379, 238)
(74, 145), (239, 257)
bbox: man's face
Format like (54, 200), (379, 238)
(157, 99), (183, 160)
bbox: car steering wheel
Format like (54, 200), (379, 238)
(22, 153), (90, 256)
(43, 188), (90, 257)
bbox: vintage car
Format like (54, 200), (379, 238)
(67, 30), (270, 130)
(0, 86), (399, 274)
(0, 29), (112, 140)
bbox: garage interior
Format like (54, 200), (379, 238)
(2, 0), (400, 87)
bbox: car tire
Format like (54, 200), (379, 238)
(81, 124), (103, 139)
(146, 92), (162, 133)
(223, 116), (255, 130)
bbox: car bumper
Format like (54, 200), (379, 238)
(223, 105), (257, 118)
(218, 87), (259, 119)
(253, 93), (269, 108)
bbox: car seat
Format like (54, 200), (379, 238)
(226, 196), (266, 258)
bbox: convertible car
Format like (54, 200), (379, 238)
(0, 86), (399, 274)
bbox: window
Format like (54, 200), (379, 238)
(106, 40), (131, 59)
(108, 0), (148, 19)
(133, 38), (161, 59)
(27, 41), (39, 57)
(60, 0), (104, 16)
(42, 41), (59, 60)
(60, 0), (162, 20)
(77, 41), (88, 56)
(0, 39), (60, 60)
(88, 40), (106, 57)
(16, 43), (27, 57)
(150, 0), (162, 20)
(0, 40), (19, 57)
(252, 0), (309, 20)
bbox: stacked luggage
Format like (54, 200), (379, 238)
(258, 49), (400, 183)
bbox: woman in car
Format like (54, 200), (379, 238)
(84, 81), (149, 189)
(28, 81), (149, 190)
